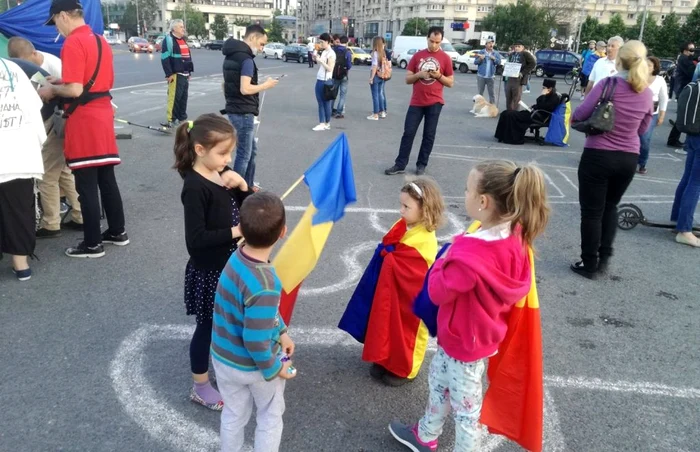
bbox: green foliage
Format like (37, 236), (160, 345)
(679, 3), (700, 48)
(171, 4), (207, 39)
(401, 18), (429, 37)
(481, 2), (555, 49)
(580, 16), (606, 43)
(627, 13), (660, 54)
(267, 16), (286, 44)
(655, 12), (682, 57)
(120, 0), (158, 36)
(211, 13), (229, 40)
(604, 13), (627, 39)
(233, 17), (252, 27)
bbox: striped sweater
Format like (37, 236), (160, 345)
(211, 248), (288, 381)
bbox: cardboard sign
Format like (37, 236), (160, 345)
(503, 62), (522, 78)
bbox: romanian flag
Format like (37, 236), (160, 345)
(412, 221), (544, 451)
(273, 133), (356, 325)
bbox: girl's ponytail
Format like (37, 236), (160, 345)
(173, 120), (195, 178)
(509, 164), (550, 248)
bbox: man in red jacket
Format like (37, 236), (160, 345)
(39, 0), (128, 258)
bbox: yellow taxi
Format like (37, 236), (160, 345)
(347, 47), (372, 65)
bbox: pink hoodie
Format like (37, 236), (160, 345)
(428, 233), (532, 362)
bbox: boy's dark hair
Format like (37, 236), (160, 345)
(240, 192), (286, 248)
(332, 34), (340, 42)
(340, 35), (349, 44)
(319, 33), (332, 43)
(245, 24), (267, 39)
(428, 26), (444, 39)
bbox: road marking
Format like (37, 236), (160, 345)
(544, 376), (700, 399)
(543, 172), (565, 198)
(112, 74), (221, 92)
(435, 144), (682, 161)
(299, 241), (376, 296)
(556, 169), (579, 192)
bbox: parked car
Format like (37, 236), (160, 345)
(128, 37), (153, 53)
(394, 49), (418, 69)
(105, 37), (121, 45)
(348, 47), (371, 65)
(187, 39), (201, 49)
(533, 50), (580, 77)
(282, 45), (308, 63)
(204, 40), (224, 50)
(456, 49), (480, 73)
(263, 43), (285, 59)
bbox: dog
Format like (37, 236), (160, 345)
(470, 94), (499, 118)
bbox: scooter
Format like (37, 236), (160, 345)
(617, 203), (700, 232)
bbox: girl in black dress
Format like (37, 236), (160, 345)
(174, 114), (253, 410)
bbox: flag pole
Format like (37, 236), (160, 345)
(280, 175), (305, 200)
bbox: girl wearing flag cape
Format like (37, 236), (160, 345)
(338, 178), (445, 386)
(389, 161), (550, 452)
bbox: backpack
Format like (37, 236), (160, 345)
(676, 81), (700, 135)
(332, 47), (349, 80)
(379, 57), (392, 81)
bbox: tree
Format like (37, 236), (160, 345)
(267, 15), (286, 44)
(627, 13), (660, 54)
(580, 16), (607, 43)
(120, 0), (159, 37)
(656, 12), (682, 57)
(531, 0), (574, 24)
(604, 13), (627, 39)
(0, 0), (20, 13)
(679, 3), (700, 48)
(211, 13), (229, 40)
(481, 2), (554, 49)
(401, 18), (429, 37)
(234, 17), (252, 27)
(171, 4), (207, 39)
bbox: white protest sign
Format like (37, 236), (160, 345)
(503, 62), (522, 78)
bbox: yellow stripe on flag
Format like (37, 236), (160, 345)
(273, 204), (333, 293)
(515, 248), (539, 309)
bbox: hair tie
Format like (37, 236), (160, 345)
(409, 182), (423, 198)
(514, 167), (521, 177)
(187, 120), (194, 133)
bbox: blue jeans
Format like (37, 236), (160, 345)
(228, 113), (257, 187)
(638, 113), (658, 168)
(333, 77), (348, 114)
(394, 103), (443, 169)
(314, 80), (333, 124)
(382, 82), (387, 111)
(670, 135), (700, 232)
(370, 75), (386, 114)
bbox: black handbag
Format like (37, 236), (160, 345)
(323, 80), (338, 101)
(571, 77), (618, 135)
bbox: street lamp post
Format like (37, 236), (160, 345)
(136, 0), (140, 36)
(639, 0), (649, 41)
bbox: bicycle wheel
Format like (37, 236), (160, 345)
(564, 71), (574, 85)
(568, 78), (578, 98)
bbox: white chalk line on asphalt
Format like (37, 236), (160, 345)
(434, 144), (682, 162)
(111, 324), (699, 452)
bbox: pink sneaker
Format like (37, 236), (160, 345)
(388, 421), (438, 452)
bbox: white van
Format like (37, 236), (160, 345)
(392, 36), (460, 68)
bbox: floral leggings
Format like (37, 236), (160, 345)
(417, 346), (486, 451)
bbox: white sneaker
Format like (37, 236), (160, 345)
(312, 124), (326, 131)
(380, 112), (387, 118)
(367, 115), (379, 121)
(580, 95), (585, 101)
(523, 90), (530, 94)
(324, 123), (331, 130)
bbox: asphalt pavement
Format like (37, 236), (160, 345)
(1, 44), (699, 452)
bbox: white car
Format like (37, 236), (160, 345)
(263, 43), (285, 59)
(456, 50), (479, 74)
(187, 39), (201, 49)
(395, 48), (418, 69)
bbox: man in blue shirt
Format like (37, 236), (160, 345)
(475, 39), (501, 103)
(332, 35), (353, 118)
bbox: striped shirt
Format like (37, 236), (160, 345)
(211, 248), (288, 381)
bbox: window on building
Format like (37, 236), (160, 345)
(428, 19), (443, 27)
(648, 0), (655, 5)
(428, 4), (445, 10)
(681, 0), (690, 6)
(595, 11), (604, 17)
(473, 20), (483, 32)
(477, 6), (492, 12)
(629, 1), (637, 7)
(456, 4), (468, 11)
(628, 13), (636, 19)
(613, 0), (621, 4)
(662, 0), (672, 5)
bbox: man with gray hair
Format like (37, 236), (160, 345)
(161, 18), (194, 128)
(585, 36), (623, 94)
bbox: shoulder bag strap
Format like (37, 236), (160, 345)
(0, 58), (14, 92)
(64, 34), (104, 117)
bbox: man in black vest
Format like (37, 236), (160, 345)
(223, 25), (279, 188)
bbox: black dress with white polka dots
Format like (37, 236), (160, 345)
(184, 194), (241, 324)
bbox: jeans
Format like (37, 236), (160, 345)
(394, 103), (443, 169)
(370, 75), (386, 114)
(333, 76), (348, 114)
(578, 148), (637, 270)
(382, 82), (387, 112)
(72, 164), (126, 248)
(670, 135), (700, 232)
(314, 79), (333, 124)
(228, 113), (257, 187)
(638, 114), (658, 168)
(476, 76), (495, 103)
(417, 347), (485, 450)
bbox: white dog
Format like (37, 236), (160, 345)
(470, 94), (499, 118)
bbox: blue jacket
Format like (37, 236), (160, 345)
(582, 51), (603, 76)
(475, 49), (501, 78)
(334, 45), (353, 72)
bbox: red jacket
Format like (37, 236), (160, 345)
(429, 233), (531, 362)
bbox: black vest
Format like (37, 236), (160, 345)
(223, 38), (259, 116)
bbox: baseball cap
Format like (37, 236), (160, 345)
(596, 40), (607, 47)
(45, 0), (83, 26)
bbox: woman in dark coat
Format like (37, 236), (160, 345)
(495, 78), (560, 144)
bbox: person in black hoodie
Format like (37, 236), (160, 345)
(222, 25), (279, 188)
(667, 42), (696, 149)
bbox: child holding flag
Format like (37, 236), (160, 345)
(175, 114), (253, 410)
(389, 160), (550, 451)
(338, 178), (445, 386)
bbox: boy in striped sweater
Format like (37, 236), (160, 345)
(211, 192), (296, 452)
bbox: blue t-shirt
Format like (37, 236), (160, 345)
(241, 58), (255, 78)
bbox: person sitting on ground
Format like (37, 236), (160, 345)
(494, 78), (560, 145)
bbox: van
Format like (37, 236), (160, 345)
(392, 36), (459, 68)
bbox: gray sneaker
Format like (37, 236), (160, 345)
(388, 421), (438, 452)
(384, 165), (406, 176)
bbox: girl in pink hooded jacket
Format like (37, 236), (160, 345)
(389, 160), (550, 452)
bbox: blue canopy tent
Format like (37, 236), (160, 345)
(0, 0), (104, 58)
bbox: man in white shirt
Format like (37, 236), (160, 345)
(585, 36), (623, 94)
(307, 40), (315, 68)
(7, 36), (83, 238)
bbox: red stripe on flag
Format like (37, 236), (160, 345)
(279, 284), (302, 326)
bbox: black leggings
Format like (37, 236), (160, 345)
(190, 320), (213, 375)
